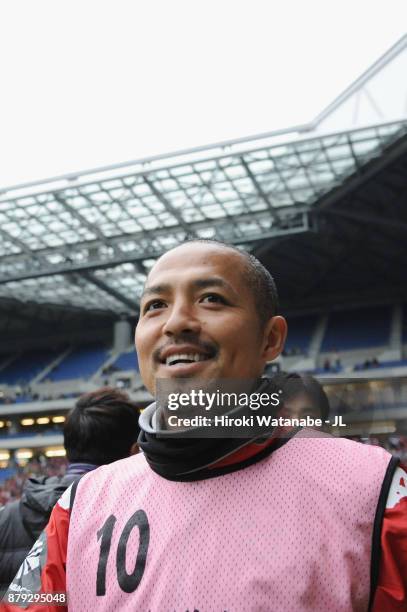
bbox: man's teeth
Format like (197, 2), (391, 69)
(166, 353), (208, 366)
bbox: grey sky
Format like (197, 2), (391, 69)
(0, 0), (406, 187)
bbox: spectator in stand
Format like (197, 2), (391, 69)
(332, 349), (341, 370)
(0, 387), (140, 596)
(323, 357), (331, 372)
(355, 357), (381, 371)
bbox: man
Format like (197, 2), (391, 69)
(2, 240), (406, 611)
(272, 372), (330, 427)
(0, 387), (140, 598)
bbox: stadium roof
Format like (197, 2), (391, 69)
(0, 35), (406, 318)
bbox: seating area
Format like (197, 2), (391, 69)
(321, 306), (391, 351)
(0, 349), (61, 385)
(403, 303), (407, 344)
(111, 350), (139, 372)
(283, 314), (318, 356)
(0, 304), (405, 403)
(354, 358), (407, 371)
(44, 345), (109, 382)
(0, 467), (16, 484)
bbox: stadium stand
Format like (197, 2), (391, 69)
(0, 305), (405, 406)
(0, 468), (16, 484)
(43, 345), (109, 382)
(374, 359), (407, 369)
(283, 314), (318, 355)
(0, 350), (61, 385)
(403, 303), (407, 343)
(110, 350), (139, 372)
(321, 306), (391, 352)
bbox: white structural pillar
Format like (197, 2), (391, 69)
(378, 303), (403, 362)
(113, 320), (132, 353)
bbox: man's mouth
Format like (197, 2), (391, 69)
(157, 344), (217, 369)
(165, 353), (212, 367)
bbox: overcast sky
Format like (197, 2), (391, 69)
(0, 0), (406, 188)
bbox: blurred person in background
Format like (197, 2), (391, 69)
(0, 387), (140, 596)
(0, 457), (67, 506)
(273, 371), (330, 428)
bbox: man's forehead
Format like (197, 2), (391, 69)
(147, 243), (245, 281)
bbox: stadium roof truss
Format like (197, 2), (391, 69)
(0, 120), (406, 315)
(0, 35), (406, 316)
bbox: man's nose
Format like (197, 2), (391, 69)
(162, 301), (201, 337)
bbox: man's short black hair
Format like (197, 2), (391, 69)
(182, 239), (279, 325)
(63, 387), (140, 465)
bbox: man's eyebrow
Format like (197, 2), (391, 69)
(140, 278), (238, 300)
(193, 277), (238, 298)
(140, 283), (171, 300)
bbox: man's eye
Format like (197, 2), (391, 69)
(200, 294), (227, 304)
(144, 300), (166, 313)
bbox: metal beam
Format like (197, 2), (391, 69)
(0, 121), (405, 314)
(240, 158), (279, 221)
(311, 35), (407, 127)
(346, 135), (362, 173)
(292, 147), (318, 201)
(54, 192), (133, 265)
(0, 209), (311, 283)
(53, 193), (101, 238)
(143, 175), (195, 236)
(80, 272), (138, 312)
(316, 131), (407, 211)
(0, 227), (42, 259)
(53, 193), (121, 259)
(1, 125), (404, 273)
(269, 156), (297, 204)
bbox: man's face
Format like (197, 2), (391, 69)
(284, 393), (321, 420)
(135, 243), (285, 395)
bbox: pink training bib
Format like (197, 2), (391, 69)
(67, 433), (391, 612)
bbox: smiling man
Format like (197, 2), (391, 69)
(2, 241), (406, 612)
(136, 241), (286, 391)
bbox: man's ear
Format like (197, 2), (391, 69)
(262, 316), (287, 361)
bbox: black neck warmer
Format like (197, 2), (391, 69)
(138, 377), (296, 482)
